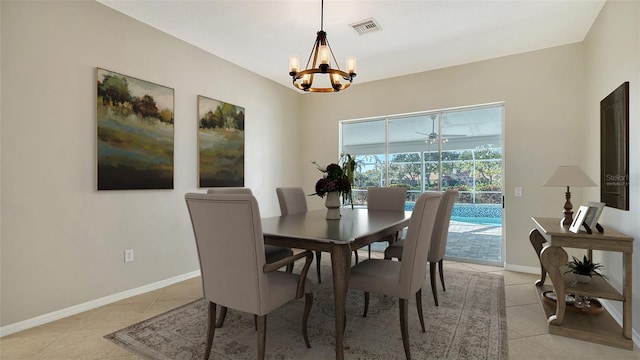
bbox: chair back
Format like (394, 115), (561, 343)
(207, 187), (252, 195)
(428, 189), (458, 262)
(399, 192), (442, 296)
(185, 193), (267, 315)
(276, 187), (308, 215)
(367, 187), (407, 211)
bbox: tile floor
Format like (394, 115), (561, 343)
(1, 251), (638, 360)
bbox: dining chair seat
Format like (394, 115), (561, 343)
(185, 192), (315, 360)
(276, 187), (324, 283)
(361, 187), (407, 258)
(384, 189), (458, 306)
(207, 187), (294, 328)
(348, 192), (442, 360)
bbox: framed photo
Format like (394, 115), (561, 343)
(569, 205), (589, 234)
(96, 68), (174, 190)
(584, 201), (605, 230)
(197, 95), (245, 187)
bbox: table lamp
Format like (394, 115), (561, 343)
(543, 165), (596, 226)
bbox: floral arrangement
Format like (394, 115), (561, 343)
(311, 153), (357, 207)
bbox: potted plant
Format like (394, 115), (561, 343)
(565, 255), (607, 283)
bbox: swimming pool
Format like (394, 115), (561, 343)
(451, 216), (502, 225)
(404, 202), (502, 225)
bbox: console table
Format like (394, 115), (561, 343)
(529, 217), (634, 349)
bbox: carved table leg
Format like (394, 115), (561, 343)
(540, 245), (568, 325)
(529, 229), (547, 286)
(330, 243), (352, 360)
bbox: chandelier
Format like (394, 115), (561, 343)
(288, 0), (357, 92)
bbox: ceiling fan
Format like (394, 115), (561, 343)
(416, 115), (466, 144)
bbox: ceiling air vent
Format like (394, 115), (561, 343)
(350, 18), (381, 35)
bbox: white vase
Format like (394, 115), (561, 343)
(574, 273), (592, 284)
(325, 192), (341, 220)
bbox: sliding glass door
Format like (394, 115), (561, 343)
(340, 104), (504, 265)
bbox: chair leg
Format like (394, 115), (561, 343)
(399, 298), (411, 360)
(430, 262), (439, 306)
(343, 312), (347, 336)
(363, 292), (370, 317)
(256, 315), (266, 360)
(438, 259), (446, 291)
(205, 302), (216, 360)
(368, 244), (372, 259)
(354, 250), (359, 264)
(302, 293), (313, 348)
(415, 288), (425, 332)
(286, 263), (294, 273)
(215, 306), (228, 328)
(315, 251), (322, 284)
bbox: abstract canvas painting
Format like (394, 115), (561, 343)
(97, 68), (174, 190)
(197, 95), (245, 187)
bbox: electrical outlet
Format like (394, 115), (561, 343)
(515, 187), (522, 197)
(124, 249), (134, 263)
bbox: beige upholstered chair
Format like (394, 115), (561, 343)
(208, 188), (294, 268)
(275, 187), (325, 283)
(384, 189), (458, 306)
(362, 187), (407, 258)
(207, 187), (294, 327)
(348, 192), (442, 360)
(185, 193), (314, 360)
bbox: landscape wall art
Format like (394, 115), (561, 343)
(96, 68), (174, 190)
(197, 95), (245, 187)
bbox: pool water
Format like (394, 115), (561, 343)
(451, 216), (502, 225)
(404, 203), (502, 226)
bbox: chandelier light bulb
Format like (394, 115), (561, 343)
(289, 56), (300, 74)
(346, 57), (357, 74)
(319, 45), (330, 66)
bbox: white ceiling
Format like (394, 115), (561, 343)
(97, 0), (605, 91)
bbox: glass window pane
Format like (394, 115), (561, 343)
(342, 120), (387, 204)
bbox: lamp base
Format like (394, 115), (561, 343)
(561, 187), (573, 227)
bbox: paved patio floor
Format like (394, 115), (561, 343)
(370, 220), (503, 266)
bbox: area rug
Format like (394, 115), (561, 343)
(105, 266), (507, 360)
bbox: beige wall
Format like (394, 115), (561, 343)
(582, 0), (640, 337)
(299, 43), (587, 272)
(1, 0), (638, 341)
(0, 1), (301, 328)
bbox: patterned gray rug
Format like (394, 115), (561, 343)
(105, 266), (507, 360)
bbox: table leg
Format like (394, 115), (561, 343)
(529, 229), (547, 286)
(623, 252), (632, 339)
(540, 245), (568, 325)
(330, 243), (352, 360)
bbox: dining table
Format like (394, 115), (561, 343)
(261, 207), (412, 360)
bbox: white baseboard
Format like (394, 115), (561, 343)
(600, 299), (640, 348)
(0, 270), (201, 338)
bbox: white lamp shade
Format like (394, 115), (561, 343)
(542, 165), (596, 187)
